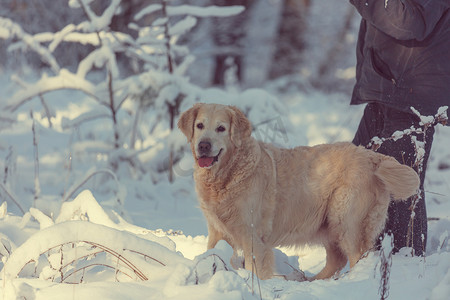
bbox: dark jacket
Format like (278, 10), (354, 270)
(350, 0), (450, 117)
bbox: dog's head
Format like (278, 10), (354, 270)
(178, 103), (252, 169)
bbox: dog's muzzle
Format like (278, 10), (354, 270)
(197, 142), (223, 168)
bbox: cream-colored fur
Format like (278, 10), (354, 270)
(178, 103), (420, 280)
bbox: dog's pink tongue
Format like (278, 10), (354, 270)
(198, 157), (214, 168)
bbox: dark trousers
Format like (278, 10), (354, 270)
(352, 103), (435, 256)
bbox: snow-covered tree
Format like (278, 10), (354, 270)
(0, 0), (244, 183)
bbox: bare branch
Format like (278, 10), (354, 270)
(0, 182), (26, 215)
(31, 110), (40, 208)
(62, 168), (119, 203)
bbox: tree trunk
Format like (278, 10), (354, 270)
(268, 0), (310, 80)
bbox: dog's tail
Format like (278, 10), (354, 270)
(375, 158), (420, 200)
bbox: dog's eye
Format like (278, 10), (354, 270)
(196, 123), (204, 130)
(216, 126), (226, 133)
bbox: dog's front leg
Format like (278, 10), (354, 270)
(206, 222), (224, 249)
(242, 236), (274, 280)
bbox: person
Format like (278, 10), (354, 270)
(348, 0), (450, 256)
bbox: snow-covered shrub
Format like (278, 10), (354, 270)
(0, 0), (245, 213)
(1, 190), (188, 284)
(2, 220), (188, 283)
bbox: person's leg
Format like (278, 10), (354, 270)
(352, 103), (384, 147)
(376, 107), (434, 256)
(353, 104), (434, 255)
(353, 103), (387, 250)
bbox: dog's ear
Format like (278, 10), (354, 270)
(229, 106), (252, 147)
(178, 103), (202, 142)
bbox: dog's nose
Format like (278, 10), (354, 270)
(198, 141), (211, 154)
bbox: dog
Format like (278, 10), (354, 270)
(178, 103), (420, 280)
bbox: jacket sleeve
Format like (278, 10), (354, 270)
(349, 0), (449, 41)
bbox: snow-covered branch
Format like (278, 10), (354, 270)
(0, 17), (60, 73)
(76, 0), (122, 33)
(6, 70), (98, 112)
(411, 106), (448, 127)
(135, 4), (245, 21)
(61, 110), (111, 130)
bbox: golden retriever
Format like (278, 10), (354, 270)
(178, 103), (420, 280)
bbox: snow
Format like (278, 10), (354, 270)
(134, 4), (162, 21)
(1, 1), (450, 300)
(437, 106), (449, 116)
(170, 16), (198, 37)
(431, 268), (450, 300)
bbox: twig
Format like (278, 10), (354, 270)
(379, 234), (394, 300)
(125, 249), (166, 266)
(161, 0), (174, 75)
(130, 102), (142, 150)
(60, 250), (104, 272)
(3, 146), (16, 186)
(86, 241), (148, 281)
(62, 168), (119, 203)
(107, 69), (120, 149)
(30, 110), (40, 208)
(16, 240), (151, 282)
(63, 263), (134, 283)
(39, 94), (53, 128)
(0, 182), (25, 215)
